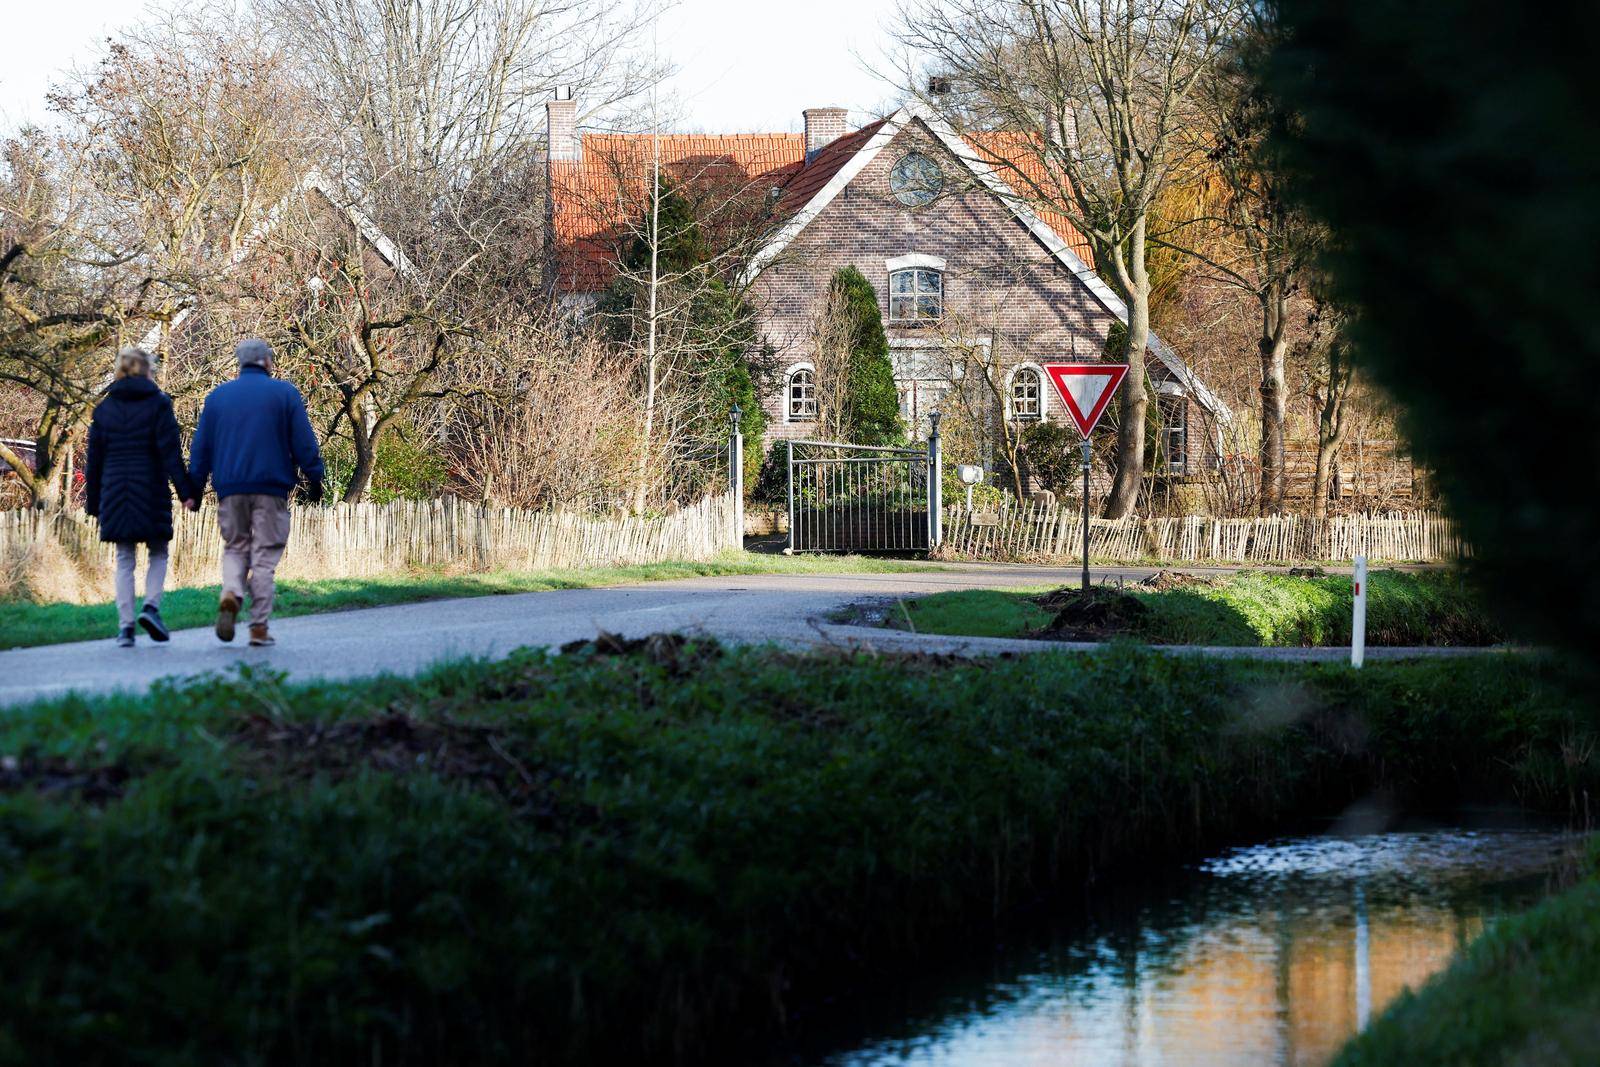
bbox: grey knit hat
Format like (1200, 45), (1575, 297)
(236, 338), (273, 367)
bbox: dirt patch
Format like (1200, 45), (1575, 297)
(230, 711), (588, 826)
(1137, 569), (1219, 592)
(1028, 586), (1151, 641)
(0, 750), (131, 805)
(560, 630), (725, 676)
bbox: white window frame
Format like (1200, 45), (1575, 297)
(784, 362), (818, 423)
(1006, 363), (1046, 422)
(885, 253), (947, 273)
(1158, 393), (1188, 475)
(888, 266), (944, 324)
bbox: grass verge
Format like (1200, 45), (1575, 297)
(897, 569), (1499, 646)
(1334, 844), (1600, 1066)
(0, 642), (1590, 1064)
(0, 551), (941, 650)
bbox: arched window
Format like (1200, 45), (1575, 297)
(1009, 365), (1043, 420)
(1159, 394), (1188, 475)
(889, 267), (943, 323)
(787, 364), (817, 422)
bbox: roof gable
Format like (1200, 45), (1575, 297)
(742, 104), (1230, 421)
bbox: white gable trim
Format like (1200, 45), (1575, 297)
(745, 103), (1232, 423)
(742, 114), (908, 281)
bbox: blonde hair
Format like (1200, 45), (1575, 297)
(114, 346), (153, 380)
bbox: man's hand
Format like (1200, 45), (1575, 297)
(303, 479), (325, 505)
(182, 498), (199, 512)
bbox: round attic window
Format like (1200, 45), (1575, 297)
(889, 151), (943, 207)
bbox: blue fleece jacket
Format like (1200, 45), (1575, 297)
(189, 366), (325, 499)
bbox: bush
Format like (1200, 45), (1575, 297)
(0, 646), (1592, 1064)
(829, 267), (903, 446)
(1020, 420), (1080, 495)
(1267, 0), (1600, 666)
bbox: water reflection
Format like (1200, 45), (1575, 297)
(815, 829), (1576, 1067)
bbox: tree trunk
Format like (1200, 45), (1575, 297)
(631, 120), (663, 515)
(340, 395), (382, 504)
(1312, 339), (1354, 519)
(1257, 281), (1289, 515)
(1104, 223), (1149, 519)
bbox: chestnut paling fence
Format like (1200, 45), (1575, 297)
(1, 494), (741, 595)
(938, 505), (1466, 563)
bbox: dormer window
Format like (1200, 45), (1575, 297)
(889, 268), (943, 323)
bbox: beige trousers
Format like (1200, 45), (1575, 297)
(114, 542), (168, 629)
(218, 494), (291, 626)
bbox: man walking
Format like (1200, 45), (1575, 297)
(189, 338), (324, 647)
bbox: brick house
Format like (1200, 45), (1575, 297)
(546, 96), (1230, 484)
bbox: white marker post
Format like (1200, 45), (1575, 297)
(1351, 555), (1368, 669)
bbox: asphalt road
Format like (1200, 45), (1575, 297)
(0, 562), (1485, 708)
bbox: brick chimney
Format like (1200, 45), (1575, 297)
(547, 86), (580, 161)
(803, 107), (848, 162)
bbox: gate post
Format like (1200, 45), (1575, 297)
(785, 439), (796, 555)
(728, 404), (744, 551)
(927, 411), (943, 549)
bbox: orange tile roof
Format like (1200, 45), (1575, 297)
(550, 133), (805, 290)
(549, 122), (1093, 291)
(968, 132), (1095, 264)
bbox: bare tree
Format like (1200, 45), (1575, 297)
(892, 0), (1244, 517)
(260, 0), (665, 186)
(1147, 6), (1321, 513)
(933, 312), (1032, 501)
(445, 323), (641, 509)
(575, 135), (780, 510)
(1, 14), (304, 505)
(1305, 306), (1355, 518)
(0, 147), (129, 507)
(808, 287), (858, 444)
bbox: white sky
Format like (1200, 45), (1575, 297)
(0, 0), (906, 132)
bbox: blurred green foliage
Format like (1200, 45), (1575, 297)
(1266, 0), (1600, 663)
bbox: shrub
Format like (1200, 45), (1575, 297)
(1020, 420), (1080, 495)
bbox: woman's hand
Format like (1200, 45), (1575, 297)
(182, 498), (199, 511)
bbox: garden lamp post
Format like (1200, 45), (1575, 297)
(729, 404), (744, 549)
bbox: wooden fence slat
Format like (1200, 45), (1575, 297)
(933, 505), (1464, 565)
(1, 492), (740, 597)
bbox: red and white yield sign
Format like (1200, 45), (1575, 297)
(1043, 363), (1129, 436)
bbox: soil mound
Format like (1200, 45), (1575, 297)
(1029, 586), (1150, 640)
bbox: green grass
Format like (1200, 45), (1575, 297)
(0, 551), (941, 650)
(897, 569), (1501, 646)
(1335, 848), (1600, 1066)
(0, 642), (1590, 1064)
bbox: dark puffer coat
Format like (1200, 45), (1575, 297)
(84, 375), (196, 545)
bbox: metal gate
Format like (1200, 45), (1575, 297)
(786, 425), (942, 553)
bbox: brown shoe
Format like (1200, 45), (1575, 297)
(216, 593), (240, 643)
(248, 624), (275, 648)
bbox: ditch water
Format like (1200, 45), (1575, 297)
(793, 818), (1580, 1067)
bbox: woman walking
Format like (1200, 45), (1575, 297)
(84, 347), (197, 647)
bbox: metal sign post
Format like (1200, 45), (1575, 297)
(1041, 363), (1130, 593)
(1080, 438), (1093, 591)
